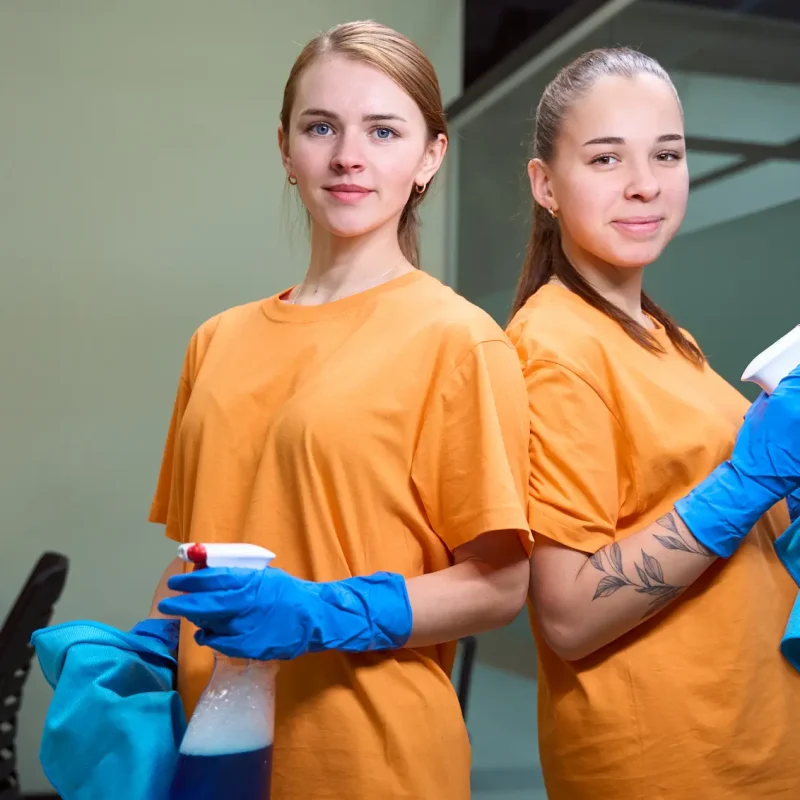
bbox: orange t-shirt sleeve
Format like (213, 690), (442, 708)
(412, 340), (533, 554)
(147, 317), (219, 540)
(148, 372), (191, 541)
(526, 360), (627, 554)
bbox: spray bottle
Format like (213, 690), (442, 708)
(168, 542), (278, 800)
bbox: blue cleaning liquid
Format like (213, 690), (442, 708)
(168, 744), (273, 800)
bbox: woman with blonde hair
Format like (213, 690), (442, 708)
(154, 21), (533, 800)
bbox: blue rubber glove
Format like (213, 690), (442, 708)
(130, 617), (181, 654)
(675, 365), (800, 558)
(158, 567), (413, 661)
(788, 489), (800, 523)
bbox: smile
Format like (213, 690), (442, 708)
(324, 184), (373, 204)
(611, 217), (663, 237)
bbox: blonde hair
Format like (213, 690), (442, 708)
(280, 21), (448, 267)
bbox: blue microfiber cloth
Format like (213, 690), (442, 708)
(780, 593), (800, 673)
(31, 618), (186, 800)
(775, 517), (800, 672)
(775, 516), (800, 588)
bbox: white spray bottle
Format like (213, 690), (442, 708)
(168, 543), (278, 800)
(741, 325), (800, 394)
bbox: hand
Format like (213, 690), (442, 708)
(158, 566), (412, 661)
(675, 365), (800, 558)
(732, 373), (800, 499)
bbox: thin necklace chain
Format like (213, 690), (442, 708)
(288, 260), (406, 305)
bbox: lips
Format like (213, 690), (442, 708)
(324, 184), (373, 204)
(612, 217), (663, 237)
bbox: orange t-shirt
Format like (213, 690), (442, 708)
(149, 270), (532, 800)
(506, 284), (800, 800)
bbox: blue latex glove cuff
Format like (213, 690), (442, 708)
(310, 573), (413, 653)
(675, 460), (780, 559)
(159, 568), (413, 662)
(130, 617), (181, 653)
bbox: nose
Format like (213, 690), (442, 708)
(330, 129), (366, 174)
(623, 158), (660, 202)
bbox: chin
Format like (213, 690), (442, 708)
(604, 241), (668, 269)
(314, 209), (395, 240)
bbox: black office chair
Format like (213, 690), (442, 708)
(456, 635), (478, 722)
(0, 552), (69, 800)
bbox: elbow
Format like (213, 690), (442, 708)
(493, 562), (529, 627)
(536, 612), (600, 663)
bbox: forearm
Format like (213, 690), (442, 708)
(148, 557), (184, 619)
(532, 511), (716, 660)
(405, 532), (529, 648)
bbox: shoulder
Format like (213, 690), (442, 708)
(505, 285), (611, 379)
(409, 272), (515, 361)
(183, 300), (263, 383)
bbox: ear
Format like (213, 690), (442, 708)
(277, 124), (293, 178)
(528, 158), (558, 214)
(414, 133), (448, 190)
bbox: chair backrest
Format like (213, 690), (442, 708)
(0, 552), (69, 800)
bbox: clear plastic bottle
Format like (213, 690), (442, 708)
(168, 543), (278, 800)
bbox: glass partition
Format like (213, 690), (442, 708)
(453, 0), (800, 392)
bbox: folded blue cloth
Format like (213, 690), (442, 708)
(775, 518), (800, 673)
(781, 593), (800, 673)
(788, 489), (800, 523)
(31, 619), (186, 800)
(775, 516), (800, 588)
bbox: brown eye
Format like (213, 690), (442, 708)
(591, 154), (619, 166)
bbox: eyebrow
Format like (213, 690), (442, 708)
(583, 134), (684, 146)
(299, 108), (407, 123)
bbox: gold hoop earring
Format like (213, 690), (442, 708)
(287, 175), (298, 186)
(415, 183), (427, 194)
(547, 206), (558, 219)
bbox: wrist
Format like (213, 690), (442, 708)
(314, 572), (412, 653)
(675, 460), (780, 558)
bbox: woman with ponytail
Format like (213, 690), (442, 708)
(506, 48), (800, 798)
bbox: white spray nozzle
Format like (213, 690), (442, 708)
(741, 325), (800, 395)
(177, 543), (276, 570)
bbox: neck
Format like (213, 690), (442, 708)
(560, 236), (648, 326)
(292, 223), (411, 305)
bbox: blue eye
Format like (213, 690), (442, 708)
(373, 127), (396, 140)
(310, 123), (332, 136)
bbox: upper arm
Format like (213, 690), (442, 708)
(148, 376), (191, 540)
(411, 339), (533, 555)
(523, 361), (629, 625)
(525, 360), (626, 554)
(148, 318), (220, 539)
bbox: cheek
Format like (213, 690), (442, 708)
(559, 177), (613, 235)
(288, 139), (325, 179)
(372, 146), (420, 193)
(663, 170), (690, 220)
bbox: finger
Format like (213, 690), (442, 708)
(167, 567), (253, 594)
(194, 629), (248, 658)
(158, 591), (240, 623)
